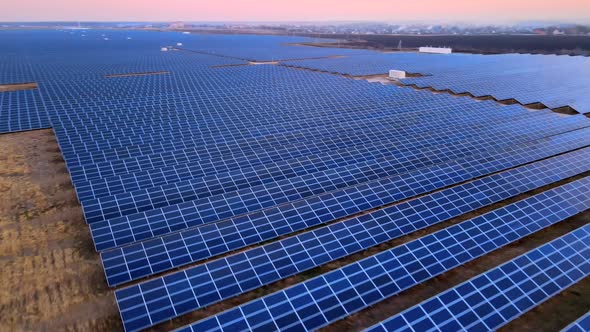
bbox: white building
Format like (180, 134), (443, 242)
(389, 70), (407, 79)
(419, 47), (452, 54)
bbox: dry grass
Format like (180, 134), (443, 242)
(0, 130), (121, 332)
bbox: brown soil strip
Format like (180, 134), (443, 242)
(553, 106), (579, 115)
(0, 82), (38, 93)
(0, 130), (121, 332)
(104, 71), (169, 78)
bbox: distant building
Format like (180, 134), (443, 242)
(389, 70), (406, 79)
(419, 47), (452, 54)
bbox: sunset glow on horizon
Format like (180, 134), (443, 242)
(2, 0), (589, 24)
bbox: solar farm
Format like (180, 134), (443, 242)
(1, 29), (590, 332)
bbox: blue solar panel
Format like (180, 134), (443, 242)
(82, 109), (587, 219)
(563, 312), (590, 332)
(72, 102), (531, 202)
(283, 53), (590, 114)
(103, 145), (590, 286)
(120, 177), (590, 332)
(365, 225), (590, 332)
(88, 117), (590, 251)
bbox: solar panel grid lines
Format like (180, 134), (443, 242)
(79, 109), (570, 224)
(365, 224), (590, 332)
(62, 106), (553, 171)
(49, 77), (508, 142)
(0, 88), (51, 132)
(70, 109), (587, 189)
(562, 312), (590, 332)
(83, 143), (531, 249)
(72, 124), (479, 203)
(60, 102), (493, 168)
(155, 176), (590, 332)
(60, 97), (537, 168)
(66, 102), (524, 201)
(100, 145), (590, 287)
(58, 99), (523, 166)
(93, 125), (590, 258)
(282, 53), (590, 114)
(52, 90), (509, 139)
(59, 100), (524, 175)
(65, 104), (558, 186)
(48, 90), (500, 132)
(88, 122), (590, 250)
(52, 80), (440, 131)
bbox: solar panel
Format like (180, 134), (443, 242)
(83, 110), (585, 224)
(88, 117), (590, 251)
(562, 312), (590, 332)
(90, 123), (590, 257)
(119, 177), (590, 332)
(103, 146), (590, 286)
(73, 103), (529, 202)
(365, 225), (590, 332)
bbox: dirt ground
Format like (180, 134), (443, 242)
(0, 83), (38, 92)
(0, 129), (121, 332)
(1, 129), (588, 332)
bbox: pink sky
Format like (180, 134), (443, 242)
(2, 0), (589, 24)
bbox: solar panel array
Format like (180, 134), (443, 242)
(1, 29), (589, 332)
(283, 52), (590, 114)
(365, 224), (590, 332)
(176, 177), (590, 332)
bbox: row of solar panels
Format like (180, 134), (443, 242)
(115, 154), (590, 331)
(281, 52), (590, 114)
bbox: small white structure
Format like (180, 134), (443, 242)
(389, 70), (407, 79)
(176, 42), (183, 46)
(182, 32), (190, 34)
(419, 46), (452, 54)
(161, 47), (169, 52)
